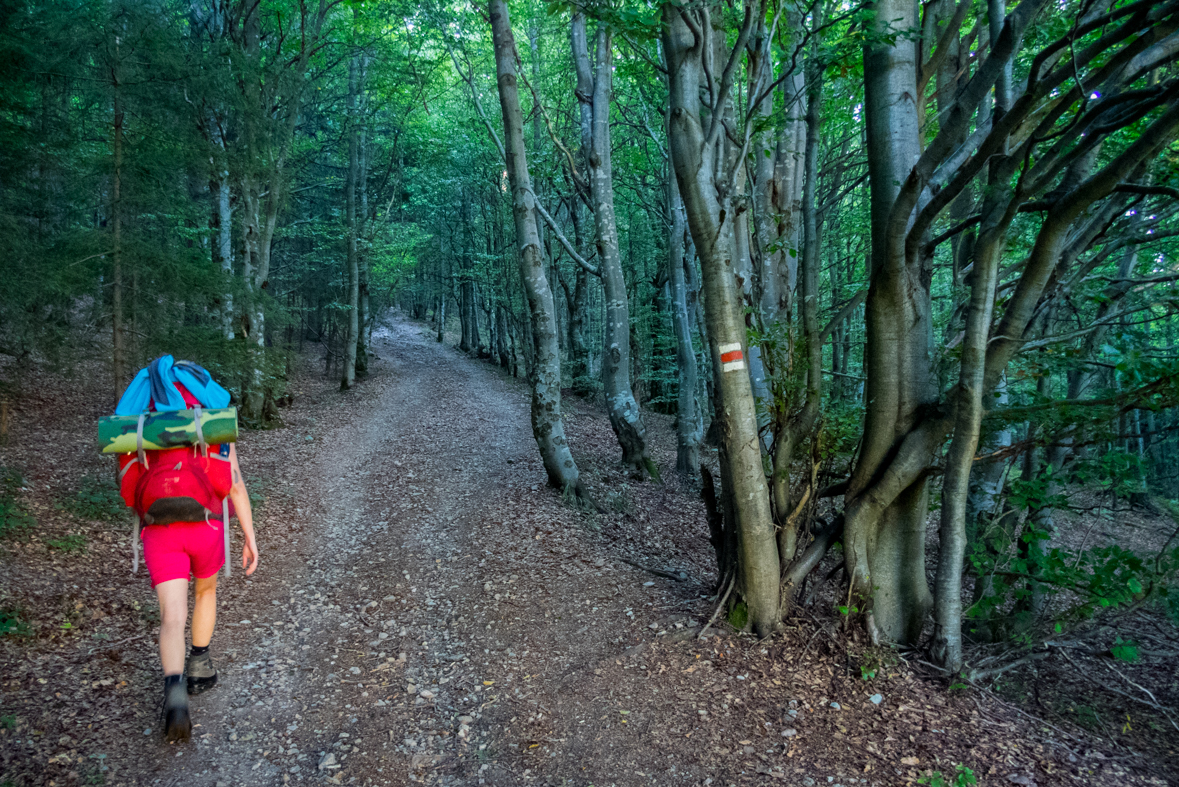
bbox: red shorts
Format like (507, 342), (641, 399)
(141, 519), (226, 587)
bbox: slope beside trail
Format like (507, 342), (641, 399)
(1, 313), (1166, 787)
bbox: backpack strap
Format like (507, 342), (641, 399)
(119, 456), (141, 480)
(129, 413), (148, 575)
(135, 412), (148, 469)
(131, 514), (140, 575)
(193, 404), (208, 457)
(222, 497), (231, 579)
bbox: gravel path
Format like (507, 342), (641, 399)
(126, 316), (692, 787)
(5, 314), (1161, 787)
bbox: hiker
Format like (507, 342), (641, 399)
(112, 356), (259, 742)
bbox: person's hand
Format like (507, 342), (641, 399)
(242, 534), (259, 575)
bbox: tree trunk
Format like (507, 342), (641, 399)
(772, 9), (824, 565)
(663, 4), (780, 636)
(846, 0), (934, 645)
(459, 193), (476, 354)
(460, 279), (474, 353)
(342, 54), (360, 391)
(111, 63), (126, 402)
(667, 150), (702, 477)
(766, 23), (806, 321)
(496, 305), (511, 368)
(490, 0), (587, 499)
(573, 23), (653, 476)
(470, 281), (484, 353)
(560, 265), (591, 394)
(212, 118), (235, 341)
(932, 182), (1010, 672)
(356, 77), (370, 377)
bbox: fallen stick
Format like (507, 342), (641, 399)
(619, 558), (687, 581)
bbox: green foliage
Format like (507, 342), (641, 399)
(0, 466), (33, 539)
(918, 764), (977, 787)
(0, 607), (31, 638)
(46, 534), (87, 554)
(856, 648), (894, 681)
(1110, 636), (1140, 663)
(967, 512), (1179, 641)
(60, 475), (125, 522)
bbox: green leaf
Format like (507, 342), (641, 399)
(1111, 637), (1139, 663)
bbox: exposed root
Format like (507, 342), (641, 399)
(698, 572), (736, 640)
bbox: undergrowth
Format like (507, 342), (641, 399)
(0, 607), (31, 638)
(966, 463), (1179, 650)
(59, 474), (125, 522)
(0, 466), (34, 539)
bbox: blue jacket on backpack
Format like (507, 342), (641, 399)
(115, 355), (231, 415)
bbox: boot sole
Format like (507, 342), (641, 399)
(164, 706), (192, 742)
(187, 673), (218, 696)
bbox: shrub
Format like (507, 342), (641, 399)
(0, 607), (31, 638)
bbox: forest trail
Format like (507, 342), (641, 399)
(2, 313), (1164, 787)
(125, 315), (718, 787)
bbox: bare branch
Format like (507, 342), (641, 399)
(526, 187), (600, 277)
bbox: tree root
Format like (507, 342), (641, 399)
(778, 514), (843, 617)
(698, 573), (736, 640)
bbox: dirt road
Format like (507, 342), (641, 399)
(118, 317), (719, 787)
(3, 315), (1150, 787)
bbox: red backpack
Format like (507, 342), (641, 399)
(117, 384), (233, 526)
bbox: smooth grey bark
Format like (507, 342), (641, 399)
(496, 305), (511, 368)
(763, 11), (806, 320)
(356, 68), (370, 377)
(572, 23), (654, 476)
(846, 0), (935, 645)
(566, 12), (596, 398)
(211, 117), (235, 341)
(749, 11), (782, 321)
(772, 5), (824, 571)
(111, 54), (126, 400)
(667, 151), (703, 477)
(462, 279), (482, 354)
(932, 172), (1013, 672)
(966, 374), (1011, 610)
(459, 194), (477, 354)
(559, 263), (591, 392)
(663, 2), (780, 635)
(234, 0), (331, 417)
(342, 54), (360, 391)
(490, 0), (587, 499)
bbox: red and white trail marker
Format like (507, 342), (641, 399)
(719, 342), (745, 373)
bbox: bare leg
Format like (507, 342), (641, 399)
(155, 578), (189, 675)
(192, 575), (218, 648)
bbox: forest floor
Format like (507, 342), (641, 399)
(1, 312), (1177, 787)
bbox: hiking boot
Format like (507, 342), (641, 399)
(186, 649), (218, 695)
(163, 679), (191, 743)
